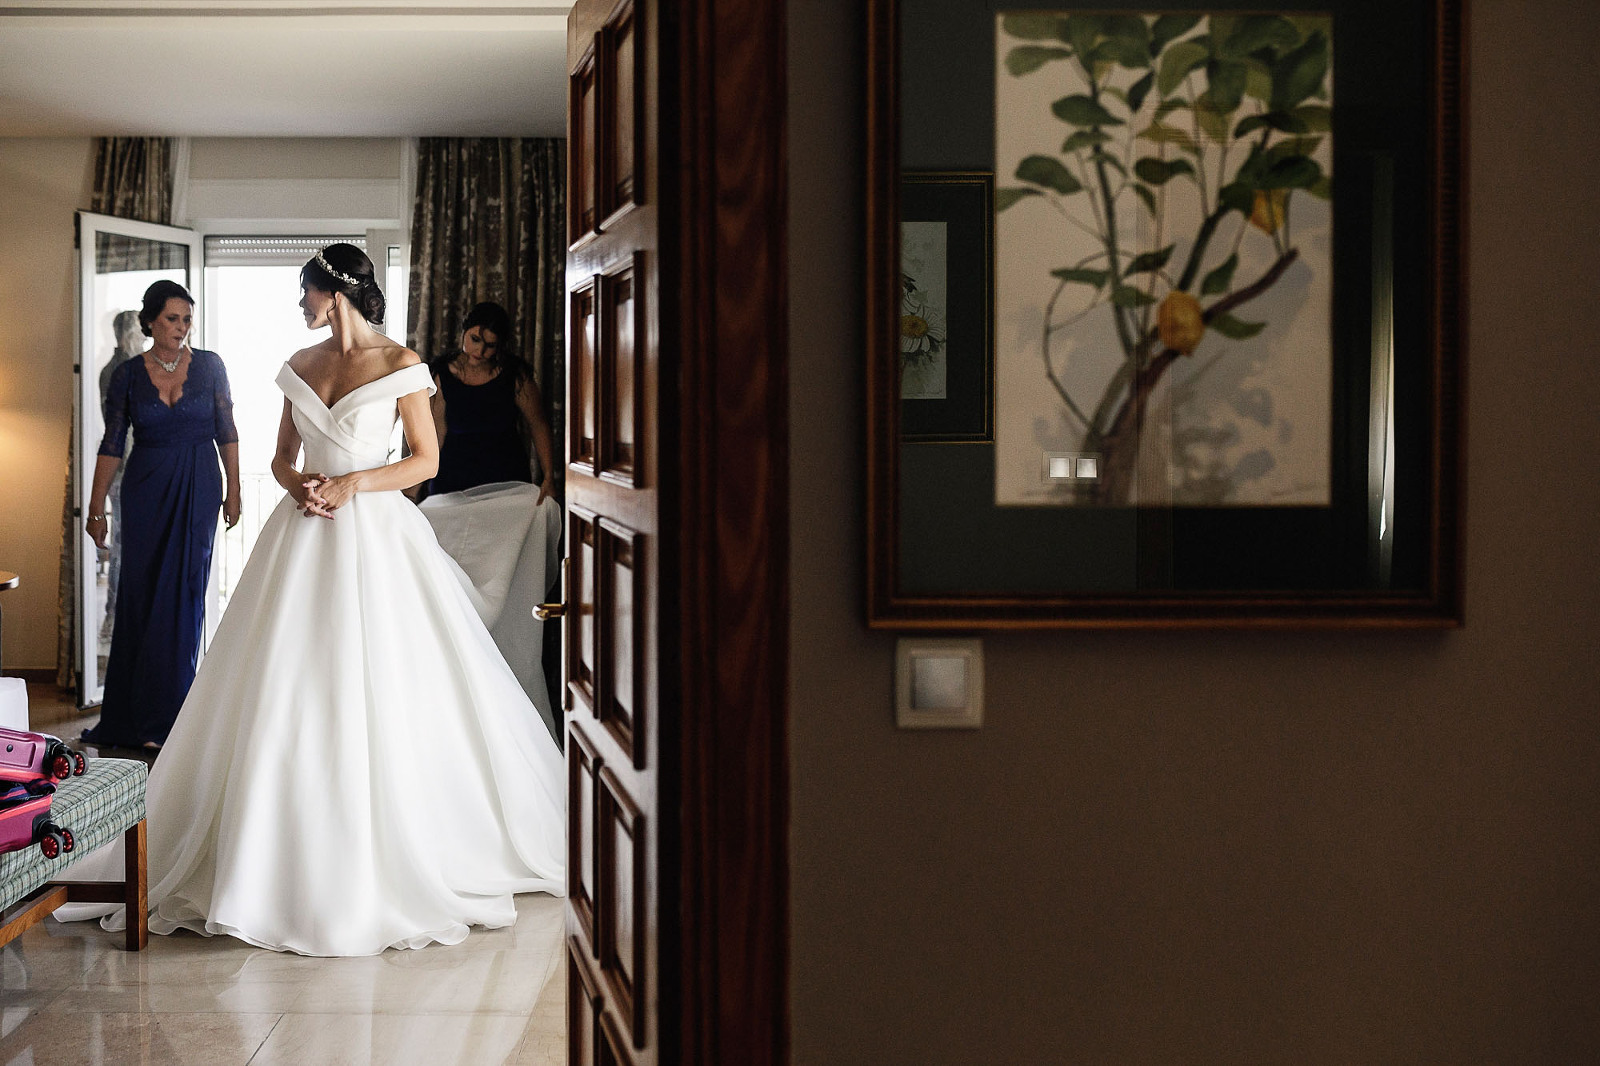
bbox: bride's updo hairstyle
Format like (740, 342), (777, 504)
(301, 242), (386, 325)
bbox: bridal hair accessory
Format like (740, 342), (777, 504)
(314, 251), (362, 288)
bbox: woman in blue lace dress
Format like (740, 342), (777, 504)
(82, 280), (241, 749)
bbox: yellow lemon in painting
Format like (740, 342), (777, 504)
(1157, 291), (1205, 354)
(901, 314), (929, 339)
(1250, 189), (1287, 235)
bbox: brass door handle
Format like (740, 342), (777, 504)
(535, 558), (571, 620)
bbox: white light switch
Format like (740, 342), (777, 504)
(896, 638), (983, 729)
(1048, 455), (1076, 479)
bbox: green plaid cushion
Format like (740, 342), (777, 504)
(0, 757), (148, 910)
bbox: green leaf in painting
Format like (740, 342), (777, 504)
(1207, 16), (1238, 51)
(1234, 111), (1309, 138)
(1050, 266), (1110, 289)
(1264, 136), (1321, 164)
(1133, 157), (1195, 186)
(1157, 41), (1209, 97)
(1209, 311), (1267, 339)
(1285, 15), (1330, 40)
(1124, 244), (1176, 274)
(1001, 14), (1065, 41)
(1199, 59), (1248, 115)
(1101, 14), (1151, 47)
(1133, 184), (1158, 216)
(1244, 59), (1274, 103)
(1061, 15), (1105, 63)
(1016, 155), (1084, 195)
(1111, 284), (1158, 308)
(1006, 45), (1074, 77)
(1195, 104), (1230, 144)
(1308, 175), (1333, 200)
(1126, 71), (1156, 114)
(1270, 30), (1330, 112)
(1052, 94), (1123, 127)
(1200, 253), (1238, 295)
(1260, 155), (1322, 189)
(1137, 122), (1199, 154)
(1218, 181), (1255, 214)
(1091, 36), (1150, 70)
(1217, 15), (1300, 61)
(1155, 98), (1188, 118)
(1292, 104), (1333, 132)
(995, 187), (1042, 212)
(1061, 129), (1112, 153)
(1150, 14), (1202, 54)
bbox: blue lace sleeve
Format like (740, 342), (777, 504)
(97, 359), (133, 458)
(210, 352), (240, 446)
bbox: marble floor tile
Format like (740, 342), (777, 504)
(0, 990), (61, 1040)
(284, 939), (563, 1016)
(511, 955), (567, 1066)
(1, 924), (106, 993)
(0, 1009), (281, 1066)
(247, 1011), (528, 1066)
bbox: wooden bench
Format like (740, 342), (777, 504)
(0, 757), (148, 951)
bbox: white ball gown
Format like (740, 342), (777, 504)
(56, 362), (566, 957)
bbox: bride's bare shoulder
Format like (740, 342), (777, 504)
(384, 344), (423, 371)
(287, 340), (334, 371)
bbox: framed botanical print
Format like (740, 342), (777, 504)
(867, 2), (1466, 627)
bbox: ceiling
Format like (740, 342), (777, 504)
(0, 1), (574, 137)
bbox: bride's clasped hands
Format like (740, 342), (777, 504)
(295, 471), (358, 518)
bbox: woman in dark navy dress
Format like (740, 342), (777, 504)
(83, 280), (241, 749)
(425, 302), (556, 502)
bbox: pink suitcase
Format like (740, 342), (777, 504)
(0, 782), (75, 859)
(0, 726), (87, 786)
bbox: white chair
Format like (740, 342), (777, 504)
(0, 676), (27, 730)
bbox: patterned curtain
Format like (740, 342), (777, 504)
(57, 138), (176, 688)
(408, 138), (566, 481)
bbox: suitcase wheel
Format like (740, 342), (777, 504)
(48, 753), (72, 780)
(39, 832), (62, 859)
(59, 827), (75, 852)
(72, 752), (87, 775)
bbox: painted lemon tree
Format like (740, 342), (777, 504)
(994, 12), (1333, 506)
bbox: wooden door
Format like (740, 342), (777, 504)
(566, 0), (660, 1062)
(565, 0), (789, 1061)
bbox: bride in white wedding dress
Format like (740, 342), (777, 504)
(57, 243), (565, 956)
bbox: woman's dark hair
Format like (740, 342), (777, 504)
(138, 280), (195, 337)
(461, 302), (518, 362)
(300, 242), (386, 325)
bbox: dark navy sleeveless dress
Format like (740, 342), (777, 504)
(89, 350), (237, 747)
(430, 362), (532, 494)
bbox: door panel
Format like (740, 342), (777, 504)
(569, 940), (603, 1066)
(568, 722), (601, 949)
(599, 519), (641, 763)
(598, 764), (646, 1046)
(571, 282), (599, 474)
(567, 0), (660, 1061)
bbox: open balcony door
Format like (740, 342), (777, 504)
(74, 211), (203, 706)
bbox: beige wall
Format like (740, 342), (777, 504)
(788, 1), (1600, 1063)
(0, 138), (94, 670)
(188, 137), (402, 181)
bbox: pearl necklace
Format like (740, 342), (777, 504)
(152, 350), (181, 373)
